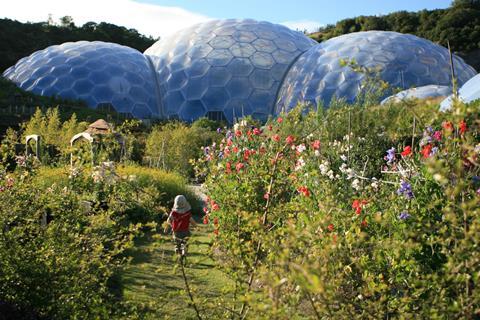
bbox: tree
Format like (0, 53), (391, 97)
(59, 16), (74, 28)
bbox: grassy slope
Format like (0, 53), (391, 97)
(120, 223), (231, 319)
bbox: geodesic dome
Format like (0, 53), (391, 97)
(381, 85), (452, 105)
(3, 41), (160, 119)
(144, 19), (316, 123)
(275, 31), (477, 114)
(440, 73), (480, 111)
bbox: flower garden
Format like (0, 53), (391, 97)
(0, 98), (479, 319)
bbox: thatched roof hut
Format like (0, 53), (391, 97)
(85, 119), (113, 135)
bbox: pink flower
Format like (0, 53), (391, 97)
(433, 131), (442, 141)
(253, 128), (261, 135)
(226, 162), (232, 174)
(212, 203), (219, 211)
(286, 135), (295, 145)
(235, 130), (242, 137)
(272, 134), (280, 142)
(459, 120), (467, 135)
(263, 192), (270, 200)
(421, 144), (432, 159)
(277, 117), (283, 124)
(235, 162), (245, 172)
(311, 140), (321, 150)
(203, 216), (209, 224)
(327, 224), (334, 232)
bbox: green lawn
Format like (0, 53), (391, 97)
(119, 221), (231, 319)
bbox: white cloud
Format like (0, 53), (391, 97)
(1, 0), (212, 39)
(281, 20), (323, 33)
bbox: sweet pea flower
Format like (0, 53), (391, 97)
(277, 117), (283, 124)
(235, 162), (245, 172)
(286, 135), (295, 145)
(433, 131), (442, 141)
(312, 140), (321, 150)
(398, 211), (411, 220)
(385, 147), (396, 163)
(397, 181), (414, 199)
(253, 128), (262, 135)
(297, 186), (310, 197)
(401, 146), (412, 157)
(459, 120), (467, 135)
(421, 144), (433, 159)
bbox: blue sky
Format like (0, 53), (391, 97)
(139, 0), (452, 31)
(3, 0), (453, 38)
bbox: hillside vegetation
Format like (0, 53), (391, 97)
(310, 0), (480, 70)
(0, 18), (156, 73)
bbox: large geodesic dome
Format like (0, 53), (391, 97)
(440, 73), (480, 111)
(144, 19), (316, 123)
(3, 41), (161, 119)
(275, 31), (477, 114)
(381, 85), (452, 105)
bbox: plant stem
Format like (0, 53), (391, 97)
(179, 257), (203, 320)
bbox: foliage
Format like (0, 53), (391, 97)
(0, 18), (155, 73)
(310, 4), (480, 70)
(145, 121), (221, 178)
(196, 100), (480, 318)
(0, 159), (199, 319)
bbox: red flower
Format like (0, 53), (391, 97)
(272, 134), (280, 142)
(277, 117), (283, 123)
(442, 121), (454, 132)
(203, 207), (209, 213)
(226, 162), (232, 174)
(286, 135), (295, 145)
(235, 130), (242, 137)
(213, 229), (219, 235)
(297, 186), (310, 197)
(327, 224), (334, 232)
(459, 120), (467, 135)
(235, 162), (245, 172)
(253, 128), (262, 135)
(401, 146), (412, 157)
(268, 125), (273, 131)
(243, 150), (250, 161)
(352, 199), (367, 215)
(203, 216), (209, 224)
(224, 147), (231, 156)
(421, 144), (432, 159)
(311, 140), (321, 150)
(213, 217), (219, 225)
(227, 139), (233, 146)
(212, 202), (220, 211)
(233, 146), (239, 153)
(247, 130), (252, 137)
(361, 219), (368, 228)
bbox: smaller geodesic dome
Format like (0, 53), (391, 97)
(3, 41), (161, 119)
(381, 85), (452, 105)
(275, 31), (477, 114)
(440, 73), (480, 111)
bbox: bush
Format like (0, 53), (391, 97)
(196, 100), (480, 318)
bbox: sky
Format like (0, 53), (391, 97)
(2, 0), (452, 39)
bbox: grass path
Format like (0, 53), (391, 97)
(119, 221), (231, 319)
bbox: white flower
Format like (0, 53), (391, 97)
(339, 163), (348, 173)
(340, 154), (347, 161)
(295, 157), (306, 171)
(352, 178), (361, 190)
(327, 170), (335, 180)
(296, 144), (306, 153)
(314, 150), (321, 157)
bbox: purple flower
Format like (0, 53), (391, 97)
(226, 130), (233, 139)
(203, 146), (210, 156)
(385, 147), (396, 163)
(431, 147), (439, 156)
(477, 188), (480, 196)
(397, 181), (414, 199)
(217, 128), (222, 133)
(398, 211), (411, 220)
(218, 151), (224, 159)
